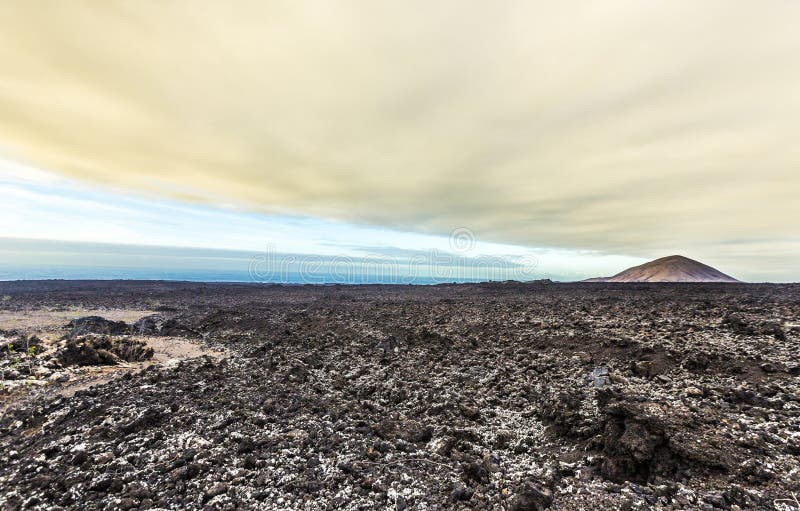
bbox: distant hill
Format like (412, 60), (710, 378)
(586, 255), (740, 283)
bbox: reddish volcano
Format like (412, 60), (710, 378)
(587, 255), (740, 283)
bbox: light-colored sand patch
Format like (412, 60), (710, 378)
(1, 306), (226, 411)
(0, 309), (155, 335)
(55, 336), (226, 397)
(2, 336), (227, 413)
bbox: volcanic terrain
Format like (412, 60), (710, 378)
(0, 280), (798, 510)
(586, 255), (740, 283)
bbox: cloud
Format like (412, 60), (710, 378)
(0, 1), (799, 274)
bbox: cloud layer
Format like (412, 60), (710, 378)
(1, 1), (799, 275)
(1, 162), (648, 282)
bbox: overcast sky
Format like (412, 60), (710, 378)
(1, 1), (799, 281)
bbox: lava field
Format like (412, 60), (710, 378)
(0, 280), (798, 510)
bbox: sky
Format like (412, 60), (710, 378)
(0, 160), (641, 282)
(1, 1), (799, 282)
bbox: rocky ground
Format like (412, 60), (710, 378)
(0, 280), (798, 510)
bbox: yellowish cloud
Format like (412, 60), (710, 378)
(1, 1), (799, 269)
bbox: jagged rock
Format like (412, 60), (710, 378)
(587, 367), (611, 387)
(57, 337), (153, 366)
(65, 316), (130, 338)
(511, 481), (553, 510)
